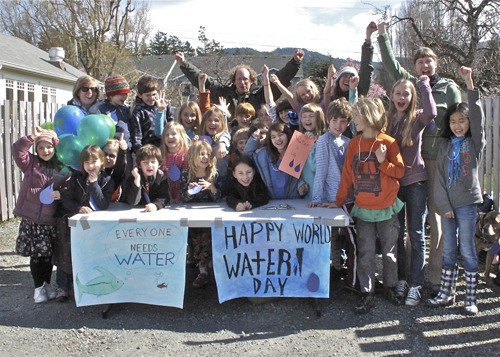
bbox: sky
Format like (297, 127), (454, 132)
(148, 0), (404, 59)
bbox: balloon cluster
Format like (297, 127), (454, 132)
(45, 105), (116, 168)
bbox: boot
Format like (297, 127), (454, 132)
(464, 270), (478, 315)
(426, 266), (457, 307)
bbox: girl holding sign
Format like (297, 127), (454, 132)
(13, 127), (65, 304)
(243, 122), (307, 199)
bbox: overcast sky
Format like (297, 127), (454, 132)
(148, 0), (404, 60)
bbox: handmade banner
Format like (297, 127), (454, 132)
(71, 219), (188, 308)
(212, 218), (331, 303)
(279, 131), (315, 179)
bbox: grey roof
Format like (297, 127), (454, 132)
(0, 32), (86, 82)
(133, 54), (303, 82)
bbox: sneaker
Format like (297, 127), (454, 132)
(426, 293), (455, 307)
(354, 294), (375, 314)
(405, 286), (422, 306)
(465, 304), (478, 316)
(34, 286), (48, 304)
(396, 280), (408, 299)
(43, 282), (57, 300)
(384, 287), (403, 305)
(56, 288), (69, 303)
(192, 273), (210, 288)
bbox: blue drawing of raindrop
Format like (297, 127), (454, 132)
(294, 163), (301, 173)
(289, 159), (294, 168)
(169, 163), (181, 181)
(307, 273), (320, 292)
(39, 183), (54, 204)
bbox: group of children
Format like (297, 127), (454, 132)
(13, 22), (487, 317)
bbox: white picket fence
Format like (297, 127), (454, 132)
(0, 97), (499, 221)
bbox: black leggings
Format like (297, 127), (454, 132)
(30, 256), (53, 288)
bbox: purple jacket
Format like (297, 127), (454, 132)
(13, 136), (65, 225)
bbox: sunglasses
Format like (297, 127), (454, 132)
(81, 86), (98, 93)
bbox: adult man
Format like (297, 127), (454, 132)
(175, 49), (304, 118)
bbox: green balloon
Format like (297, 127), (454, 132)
(77, 114), (110, 147)
(41, 122), (55, 131)
(99, 114), (116, 139)
(56, 134), (85, 167)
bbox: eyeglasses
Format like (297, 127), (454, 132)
(81, 86), (98, 93)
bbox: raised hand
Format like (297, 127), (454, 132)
(294, 49), (305, 63)
(175, 51), (185, 65)
(366, 21), (377, 39)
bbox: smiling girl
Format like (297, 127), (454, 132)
(387, 76), (437, 306)
(177, 101), (202, 139)
(427, 67), (485, 316)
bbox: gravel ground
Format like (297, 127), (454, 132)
(1, 217), (499, 356)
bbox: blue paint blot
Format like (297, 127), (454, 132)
(307, 273), (320, 292)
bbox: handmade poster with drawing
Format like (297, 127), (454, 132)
(279, 131), (314, 179)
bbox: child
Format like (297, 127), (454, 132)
(226, 156), (270, 211)
(177, 101), (202, 140)
(102, 133), (128, 202)
(198, 107), (231, 195)
(387, 76), (437, 306)
(271, 75), (326, 114)
(160, 121), (190, 204)
(311, 98), (351, 207)
(311, 99), (354, 288)
(244, 121), (308, 199)
(91, 74), (132, 153)
(426, 67), (485, 315)
(231, 103), (255, 137)
(57, 145), (114, 301)
(124, 144), (168, 211)
(328, 97), (405, 314)
(181, 140), (222, 288)
(129, 75), (174, 153)
(229, 127), (250, 169)
(297, 103), (326, 200)
(13, 127), (64, 303)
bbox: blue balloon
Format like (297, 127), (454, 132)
(56, 134), (85, 167)
(77, 114), (111, 147)
(54, 105), (85, 136)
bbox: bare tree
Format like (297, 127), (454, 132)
(0, 0), (151, 81)
(387, 0), (500, 91)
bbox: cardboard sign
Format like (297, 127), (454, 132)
(71, 220), (188, 308)
(279, 131), (315, 178)
(212, 218), (331, 303)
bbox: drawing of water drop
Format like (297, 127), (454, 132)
(307, 273), (320, 292)
(289, 159), (294, 168)
(39, 183), (54, 204)
(169, 163), (181, 181)
(294, 163), (301, 172)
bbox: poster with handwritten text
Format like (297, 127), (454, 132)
(71, 220), (188, 308)
(278, 131), (315, 178)
(212, 219), (331, 303)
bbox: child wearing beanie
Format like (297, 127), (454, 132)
(12, 126), (66, 303)
(91, 73), (133, 174)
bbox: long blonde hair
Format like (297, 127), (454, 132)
(161, 121), (191, 157)
(198, 107), (229, 142)
(294, 78), (320, 105)
(352, 97), (387, 133)
(187, 140), (217, 183)
(388, 79), (418, 147)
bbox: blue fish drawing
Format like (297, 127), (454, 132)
(75, 267), (124, 303)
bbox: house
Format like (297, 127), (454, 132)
(133, 53), (304, 101)
(0, 32), (87, 107)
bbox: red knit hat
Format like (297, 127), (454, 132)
(105, 74), (130, 97)
(35, 129), (59, 148)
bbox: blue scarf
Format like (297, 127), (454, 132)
(447, 136), (464, 187)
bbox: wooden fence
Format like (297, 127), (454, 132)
(0, 98), (499, 222)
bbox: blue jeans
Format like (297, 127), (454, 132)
(441, 204), (478, 272)
(397, 181), (427, 287)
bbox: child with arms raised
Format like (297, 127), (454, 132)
(181, 140), (222, 287)
(56, 145), (114, 301)
(387, 76), (437, 306)
(102, 133), (128, 202)
(328, 97), (405, 314)
(426, 67), (485, 315)
(13, 127), (65, 303)
(124, 144), (168, 211)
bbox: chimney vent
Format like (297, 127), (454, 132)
(48, 47), (65, 70)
